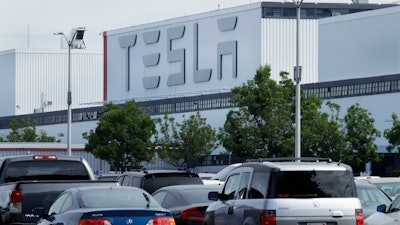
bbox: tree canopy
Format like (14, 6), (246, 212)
(343, 103), (382, 171)
(154, 111), (218, 169)
(218, 65), (382, 173)
(83, 100), (156, 172)
(2, 118), (61, 142)
(219, 66), (294, 158)
(384, 113), (400, 153)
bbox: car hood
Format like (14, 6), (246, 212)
(365, 211), (396, 225)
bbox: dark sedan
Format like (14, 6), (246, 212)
(35, 186), (176, 225)
(152, 184), (222, 225)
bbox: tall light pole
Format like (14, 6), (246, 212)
(54, 27), (86, 156)
(294, 0), (303, 159)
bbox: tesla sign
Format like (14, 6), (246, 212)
(118, 16), (239, 91)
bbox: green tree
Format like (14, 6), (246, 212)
(219, 65), (294, 158)
(384, 113), (400, 153)
(5, 118), (61, 142)
(154, 111), (218, 169)
(301, 100), (347, 161)
(344, 103), (382, 172)
(320, 102), (347, 161)
(83, 100), (156, 172)
(219, 65), (351, 161)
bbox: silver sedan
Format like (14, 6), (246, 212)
(365, 194), (400, 225)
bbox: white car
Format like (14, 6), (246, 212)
(204, 163), (242, 185)
(365, 194), (400, 225)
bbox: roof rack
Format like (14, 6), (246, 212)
(245, 157), (333, 163)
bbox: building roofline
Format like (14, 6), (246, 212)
(106, 1), (397, 36)
(261, 1), (397, 9)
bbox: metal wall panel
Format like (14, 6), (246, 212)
(11, 49), (103, 116)
(319, 6), (400, 82)
(261, 18), (319, 84)
(105, 5), (262, 102)
(0, 50), (16, 116)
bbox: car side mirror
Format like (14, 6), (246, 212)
(377, 204), (387, 213)
(208, 191), (219, 201)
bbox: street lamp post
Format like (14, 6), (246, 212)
(294, 0), (303, 159)
(54, 27), (86, 156)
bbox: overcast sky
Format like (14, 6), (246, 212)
(0, 0), (397, 51)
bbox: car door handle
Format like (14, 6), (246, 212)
(228, 206), (234, 215)
(331, 210), (344, 217)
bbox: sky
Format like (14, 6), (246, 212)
(0, 0), (397, 51)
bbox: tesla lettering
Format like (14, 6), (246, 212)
(119, 16), (238, 90)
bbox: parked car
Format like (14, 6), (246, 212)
(355, 179), (392, 218)
(204, 157), (364, 225)
(117, 169), (203, 194)
(365, 193), (400, 225)
(0, 154), (99, 225)
(360, 177), (400, 199)
(34, 186), (176, 225)
(153, 184), (222, 225)
(97, 173), (120, 181)
(197, 172), (216, 180)
(205, 163), (242, 185)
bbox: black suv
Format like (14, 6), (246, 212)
(117, 169), (203, 193)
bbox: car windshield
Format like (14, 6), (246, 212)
(210, 164), (240, 181)
(356, 182), (391, 210)
(374, 182), (400, 198)
(79, 189), (160, 208)
(143, 173), (203, 194)
(271, 170), (355, 198)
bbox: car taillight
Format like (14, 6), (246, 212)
(181, 207), (204, 221)
(79, 218), (112, 225)
(10, 190), (22, 213)
(356, 208), (364, 225)
(33, 155), (57, 160)
(146, 218), (176, 225)
(260, 210), (276, 225)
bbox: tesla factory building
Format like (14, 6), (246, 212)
(103, 1), (394, 152)
(0, 2), (397, 165)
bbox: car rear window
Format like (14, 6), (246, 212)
(79, 189), (160, 208)
(4, 160), (90, 182)
(270, 170), (355, 198)
(143, 173), (203, 194)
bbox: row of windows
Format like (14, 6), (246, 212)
(2, 76), (400, 129)
(304, 79), (400, 99)
(263, 7), (376, 19)
(23, 110), (103, 127)
(145, 97), (232, 115)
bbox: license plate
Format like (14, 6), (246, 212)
(307, 223), (326, 225)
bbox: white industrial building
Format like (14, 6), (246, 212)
(0, 2), (398, 171)
(0, 48), (103, 117)
(304, 5), (400, 150)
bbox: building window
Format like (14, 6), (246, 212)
(282, 8), (296, 17)
(365, 83), (372, 94)
(264, 8), (281, 17)
(315, 8), (332, 17)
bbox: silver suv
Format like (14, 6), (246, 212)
(204, 157), (364, 225)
